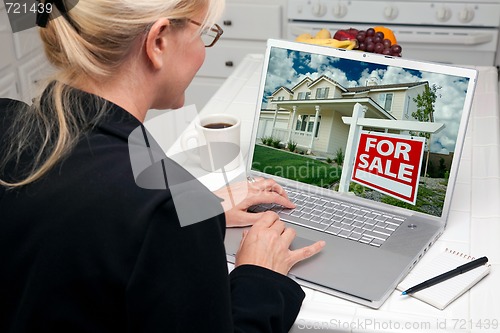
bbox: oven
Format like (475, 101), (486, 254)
(286, 0), (500, 66)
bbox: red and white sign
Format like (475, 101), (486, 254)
(351, 131), (426, 205)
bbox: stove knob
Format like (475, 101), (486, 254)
(332, 3), (347, 18)
(295, 4), (304, 14)
(383, 5), (399, 21)
(311, 2), (327, 17)
(458, 7), (475, 23)
(436, 6), (452, 22)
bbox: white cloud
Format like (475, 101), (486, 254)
(264, 48), (297, 97)
(308, 54), (333, 70)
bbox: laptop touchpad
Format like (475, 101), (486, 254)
(290, 236), (316, 251)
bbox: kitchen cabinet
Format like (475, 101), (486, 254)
(0, 72), (18, 100)
(0, 1), (287, 110)
(0, 6), (53, 103)
(185, 0), (287, 111)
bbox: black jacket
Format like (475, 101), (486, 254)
(0, 92), (305, 333)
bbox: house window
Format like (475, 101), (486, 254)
(315, 87), (329, 99)
(296, 115), (308, 131)
(275, 96), (285, 101)
(297, 92), (310, 100)
(378, 93), (394, 111)
(295, 114), (321, 137)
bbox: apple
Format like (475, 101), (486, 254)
(347, 28), (359, 36)
(333, 28), (358, 41)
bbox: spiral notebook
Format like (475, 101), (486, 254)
(397, 248), (491, 309)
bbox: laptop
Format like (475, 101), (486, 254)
(224, 39), (478, 309)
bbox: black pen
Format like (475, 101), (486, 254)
(402, 256), (488, 295)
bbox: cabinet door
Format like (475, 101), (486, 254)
(219, 3), (282, 40)
(18, 54), (55, 103)
(13, 27), (43, 60)
(198, 40), (266, 78)
(0, 71), (19, 100)
(184, 76), (225, 110)
(0, 7), (16, 71)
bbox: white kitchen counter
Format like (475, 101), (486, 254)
(197, 54), (500, 333)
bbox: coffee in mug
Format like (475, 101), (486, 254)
(203, 122), (233, 129)
(181, 114), (241, 172)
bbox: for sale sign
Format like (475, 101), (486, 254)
(351, 131), (426, 205)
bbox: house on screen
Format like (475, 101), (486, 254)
(257, 75), (429, 157)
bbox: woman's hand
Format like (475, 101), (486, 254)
(235, 211), (325, 275)
(214, 177), (296, 227)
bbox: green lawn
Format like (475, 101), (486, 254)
(379, 182), (445, 216)
(251, 145), (341, 188)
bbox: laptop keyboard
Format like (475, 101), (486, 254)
(249, 185), (406, 247)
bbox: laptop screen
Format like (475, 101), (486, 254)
(249, 40), (477, 219)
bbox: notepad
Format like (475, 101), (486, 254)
(397, 248), (491, 310)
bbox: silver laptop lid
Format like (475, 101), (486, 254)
(247, 39), (477, 224)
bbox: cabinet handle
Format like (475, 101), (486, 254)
(225, 61), (234, 67)
(223, 20), (232, 26)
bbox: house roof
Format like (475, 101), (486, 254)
(345, 81), (428, 93)
(271, 77), (428, 98)
(308, 75), (348, 92)
(290, 77), (313, 91)
(272, 97), (396, 120)
(270, 86), (293, 96)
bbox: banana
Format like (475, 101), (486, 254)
(295, 35), (357, 50)
(295, 33), (313, 42)
(315, 28), (331, 39)
(295, 29), (357, 50)
(345, 39), (357, 50)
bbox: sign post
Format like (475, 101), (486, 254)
(338, 103), (366, 193)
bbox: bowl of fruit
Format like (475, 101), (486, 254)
(295, 26), (403, 57)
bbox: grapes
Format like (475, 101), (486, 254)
(374, 43), (384, 54)
(353, 27), (402, 57)
(390, 44), (402, 55)
(356, 32), (366, 42)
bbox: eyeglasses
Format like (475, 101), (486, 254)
(187, 19), (224, 48)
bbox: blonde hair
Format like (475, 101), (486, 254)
(0, 0), (225, 188)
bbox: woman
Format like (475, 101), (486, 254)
(0, 0), (324, 332)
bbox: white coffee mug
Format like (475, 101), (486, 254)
(181, 114), (241, 172)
